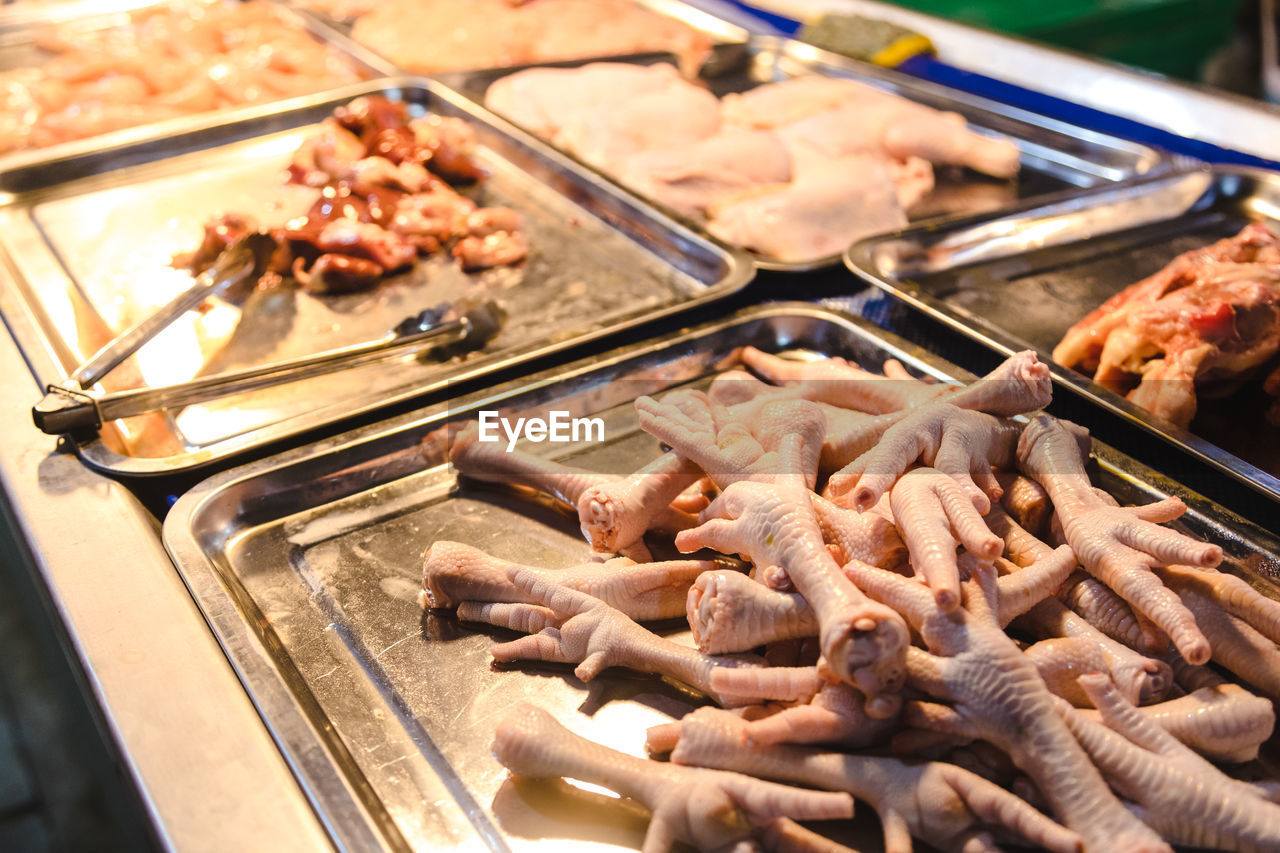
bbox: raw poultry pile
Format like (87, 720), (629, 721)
(178, 95), (527, 293)
(348, 0), (710, 76)
(1055, 222), (1280, 429)
(0, 1), (368, 155)
(485, 66), (1021, 262)
(422, 346), (1280, 852)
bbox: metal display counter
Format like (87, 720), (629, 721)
(2, 2), (1280, 852)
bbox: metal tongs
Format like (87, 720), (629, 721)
(32, 234), (506, 435)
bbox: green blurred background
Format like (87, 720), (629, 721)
(892, 0), (1249, 84)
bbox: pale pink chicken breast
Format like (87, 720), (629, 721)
(484, 62), (684, 140)
(353, 0), (710, 75)
(721, 75), (875, 129)
(555, 79), (722, 172)
(616, 125), (793, 218)
(707, 155), (906, 262)
(777, 95), (1020, 180)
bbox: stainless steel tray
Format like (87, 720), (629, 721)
(441, 35), (1173, 273)
(0, 76), (754, 476)
(163, 302), (1280, 853)
(0, 0), (399, 172)
(846, 166), (1280, 505)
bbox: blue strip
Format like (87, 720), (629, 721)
(718, 1), (1279, 170)
(900, 55), (1280, 170)
(717, 0), (801, 33)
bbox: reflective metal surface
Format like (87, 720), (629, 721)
(163, 303), (1280, 853)
(443, 35), (1172, 273)
(0, 77), (754, 476)
(847, 166), (1280, 504)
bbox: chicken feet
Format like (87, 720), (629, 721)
(883, 467), (1003, 611)
(686, 569), (818, 654)
(826, 402), (1020, 512)
(675, 476), (909, 712)
(493, 703), (855, 853)
(666, 706), (1081, 853)
(490, 568), (822, 707)
(1060, 673), (1280, 852)
(422, 540), (710, 620)
(1018, 414), (1222, 664)
(845, 557), (1170, 852)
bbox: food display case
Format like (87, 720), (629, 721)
(4, 2), (1280, 852)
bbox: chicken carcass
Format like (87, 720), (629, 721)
(1053, 223), (1280, 429)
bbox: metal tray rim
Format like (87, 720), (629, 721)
(843, 162), (1280, 504)
(163, 300), (1280, 853)
(1, 74), (756, 477)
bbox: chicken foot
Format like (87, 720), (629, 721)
(883, 467), (1004, 611)
(422, 540), (710, 620)
(739, 347), (1050, 417)
(686, 568), (818, 654)
(450, 423), (698, 558)
(489, 567), (822, 707)
(1060, 673), (1280, 852)
(812, 493), (908, 571)
(675, 474), (909, 714)
(988, 506), (1173, 705)
(844, 557), (1170, 852)
(1076, 678), (1274, 764)
(492, 703), (856, 853)
(666, 706), (1082, 853)
(1017, 414), (1222, 664)
(826, 403), (1021, 512)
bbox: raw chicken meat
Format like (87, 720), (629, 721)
(721, 76), (876, 129)
(774, 91), (1020, 180)
(616, 126), (793, 218)
(484, 66), (1022, 263)
(415, 342), (1280, 852)
(493, 704), (855, 853)
(484, 62), (685, 140)
(707, 154), (907, 262)
(351, 0), (711, 76)
(556, 79), (722, 173)
(1053, 223), (1280, 428)
(0, 1), (368, 154)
